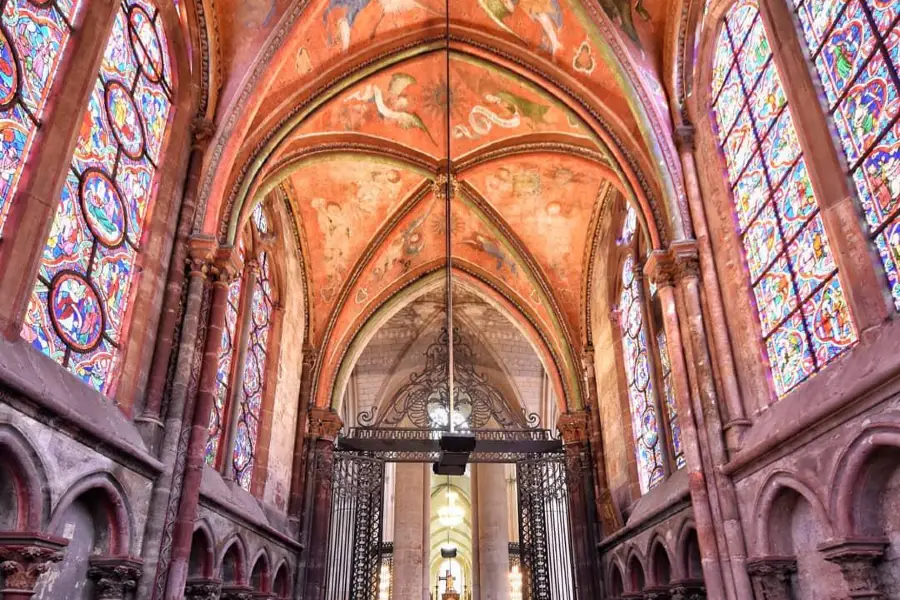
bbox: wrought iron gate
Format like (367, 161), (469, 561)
(324, 452), (386, 600)
(517, 454), (576, 600)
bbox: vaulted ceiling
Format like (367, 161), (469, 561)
(184, 0), (690, 414)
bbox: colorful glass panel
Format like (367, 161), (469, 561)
(620, 254), (664, 493)
(793, 0), (900, 309)
(205, 276), (243, 465)
(22, 0), (173, 395)
(0, 0), (81, 234)
(712, 0), (856, 398)
(656, 330), (684, 470)
(620, 205), (637, 246)
(232, 253), (274, 490)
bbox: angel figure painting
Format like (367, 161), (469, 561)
(343, 72), (437, 145)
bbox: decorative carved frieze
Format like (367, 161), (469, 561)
(821, 538), (888, 600)
(86, 556), (142, 600)
(746, 556), (796, 600)
(0, 533), (67, 592)
(184, 577), (222, 600)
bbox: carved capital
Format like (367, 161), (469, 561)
(557, 411), (590, 445)
(185, 577), (223, 600)
(191, 118), (216, 150)
(668, 579), (706, 600)
(220, 584), (254, 600)
(673, 122), (696, 153)
(821, 538), (887, 599)
(302, 345), (318, 370)
(643, 250), (678, 290)
(671, 241), (701, 283)
(0, 534), (67, 591)
(643, 585), (672, 600)
(86, 556), (142, 600)
(187, 235), (218, 279)
(213, 245), (243, 284)
(747, 556), (796, 600)
(308, 407), (343, 441)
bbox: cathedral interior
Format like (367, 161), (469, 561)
(0, 0), (899, 598)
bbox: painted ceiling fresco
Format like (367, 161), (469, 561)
(193, 0), (686, 411)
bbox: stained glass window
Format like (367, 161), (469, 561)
(21, 0), (173, 394)
(711, 0), (857, 398)
(0, 0), (81, 234)
(619, 254), (664, 493)
(656, 330), (684, 469)
(790, 0), (900, 309)
(205, 276), (242, 465)
(232, 251), (274, 490)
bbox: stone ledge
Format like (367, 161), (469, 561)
(725, 317), (900, 478)
(199, 465), (302, 552)
(0, 336), (162, 476)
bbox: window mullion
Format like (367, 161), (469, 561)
(757, 0), (890, 332)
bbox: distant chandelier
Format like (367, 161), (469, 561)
(357, 327), (540, 430)
(437, 490), (464, 528)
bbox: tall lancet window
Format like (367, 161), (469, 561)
(0, 0), (81, 234)
(617, 206), (683, 493)
(711, 0), (856, 397)
(21, 0), (174, 394)
(206, 203), (279, 493)
(790, 0), (900, 309)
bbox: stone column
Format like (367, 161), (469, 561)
(86, 557), (143, 600)
(392, 462), (428, 600)
(137, 238), (218, 600)
(821, 538), (888, 600)
(138, 118), (217, 446)
(477, 463), (510, 600)
(287, 345), (317, 535)
(558, 411), (600, 599)
(746, 557), (796, 600)
(672, 124), (749, 451)
(673, 243), (752, 600)
(184, 578), (222, 600)
(644, 251), (728, 600)
(164, 249), (241, 600)
(301, 408), (343, 600)
(0, 534), (67, 600)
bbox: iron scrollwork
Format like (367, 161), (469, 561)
(358, 327), (541, 431)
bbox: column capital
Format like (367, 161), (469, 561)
(86, 556), (143, 600)
(557, 411), (590, 445)
(214, 245), (243, 284)
(191, 117), (216, 151)
(820, 538), (887, 599)
(302, 344), (318, 369)
(643, 585), (672, 600)
(668, 579), (706, 600)
(0, 533), (67, 592)
(187, 235), (218, 278)
(644, 250), (678, 289)
(747, 556), (796, 600)
(670, 240), (701, 282)
(184, 577), (222, 600)
(308, 407), (343, 441)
